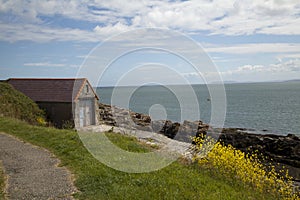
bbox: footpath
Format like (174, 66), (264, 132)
(0, 133), (77, 200)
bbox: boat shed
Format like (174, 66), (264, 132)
(7, 78), (99, 128)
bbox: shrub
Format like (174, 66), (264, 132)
(193, 135), (299, 200)
(62, 120), (75, 130)
(0, 82), (46, 125)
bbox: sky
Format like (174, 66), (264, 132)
(0, 0), (300, 86)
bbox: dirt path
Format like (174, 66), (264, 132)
(0, 133), (77, 200)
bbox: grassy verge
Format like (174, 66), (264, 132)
(0, 82), (45, 125)
(0, 162), (6, 200)
(0, 117), (276, 200)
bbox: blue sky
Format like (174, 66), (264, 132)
(0, 0), (300, 86)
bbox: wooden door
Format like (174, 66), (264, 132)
(79, 99), (95, 127)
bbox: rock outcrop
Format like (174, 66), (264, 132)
(219, 128), (300, 181)
(98, 103), (209, 142)
(98, 103), (300, 181)
(219, 129), (300, 167)
(99, 103), (151, 128)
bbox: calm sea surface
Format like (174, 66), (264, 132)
(96, 82), (300, 136)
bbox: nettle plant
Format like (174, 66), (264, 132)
(193, 134), (299, 200)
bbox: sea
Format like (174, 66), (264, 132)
(96, 81), (300, 136)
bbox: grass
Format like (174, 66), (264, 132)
(0, 163), (5, 200)
(0, 82), (45, 125)
(0, 117), (277, 200)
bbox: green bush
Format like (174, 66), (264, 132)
(0, 82), (45, 125)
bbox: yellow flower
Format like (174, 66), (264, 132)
(36, 117), (47, 126)
(193, 136), (298, 199)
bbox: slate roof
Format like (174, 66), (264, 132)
(7, 78), (98, 103)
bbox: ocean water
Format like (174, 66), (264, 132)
(96, 82), (300, 136)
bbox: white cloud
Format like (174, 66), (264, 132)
(205, 43), (300, 54)
(23, 62), (78, 68)
(0, 0), (299, 43)
(209, 0), (300, 35)
(194, 58), (300, 83)
(235, 65), (266, 73)
(0, 23), (105, 43)
(258, 18), (300, 35)
(93, 22), (133, 36)
(278, 53), (300, 59)
(270, 59), (300, 72)
(224, 59), (300, 75)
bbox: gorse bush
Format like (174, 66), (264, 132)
(0, 82), (45, 125)
(193, 135), (299, 200)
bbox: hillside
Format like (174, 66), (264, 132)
(0, 117), (277, 200)
(0, 82), (45, 125)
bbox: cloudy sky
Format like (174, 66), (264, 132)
(0, 0), (300, 86)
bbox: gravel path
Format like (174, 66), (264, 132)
(79, 125), (193, 158)
(0, 133), (77, 200)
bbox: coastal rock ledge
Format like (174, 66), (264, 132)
(219, 129), (300, 182)
(98, 103), (300, 181)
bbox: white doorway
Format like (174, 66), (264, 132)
(79, 99), (95, 127)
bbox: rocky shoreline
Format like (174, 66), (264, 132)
(98, 103), (300, 182)
(219, 128), (300, 181)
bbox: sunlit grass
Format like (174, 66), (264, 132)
(0, 117), (278, 200)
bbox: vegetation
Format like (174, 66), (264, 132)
(0, 82), (45, 125)
(0, 163), (6, 200)
(0, 117), (278, 200)
(193, 135), (299, 200)
(61, 120), (75, 130)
